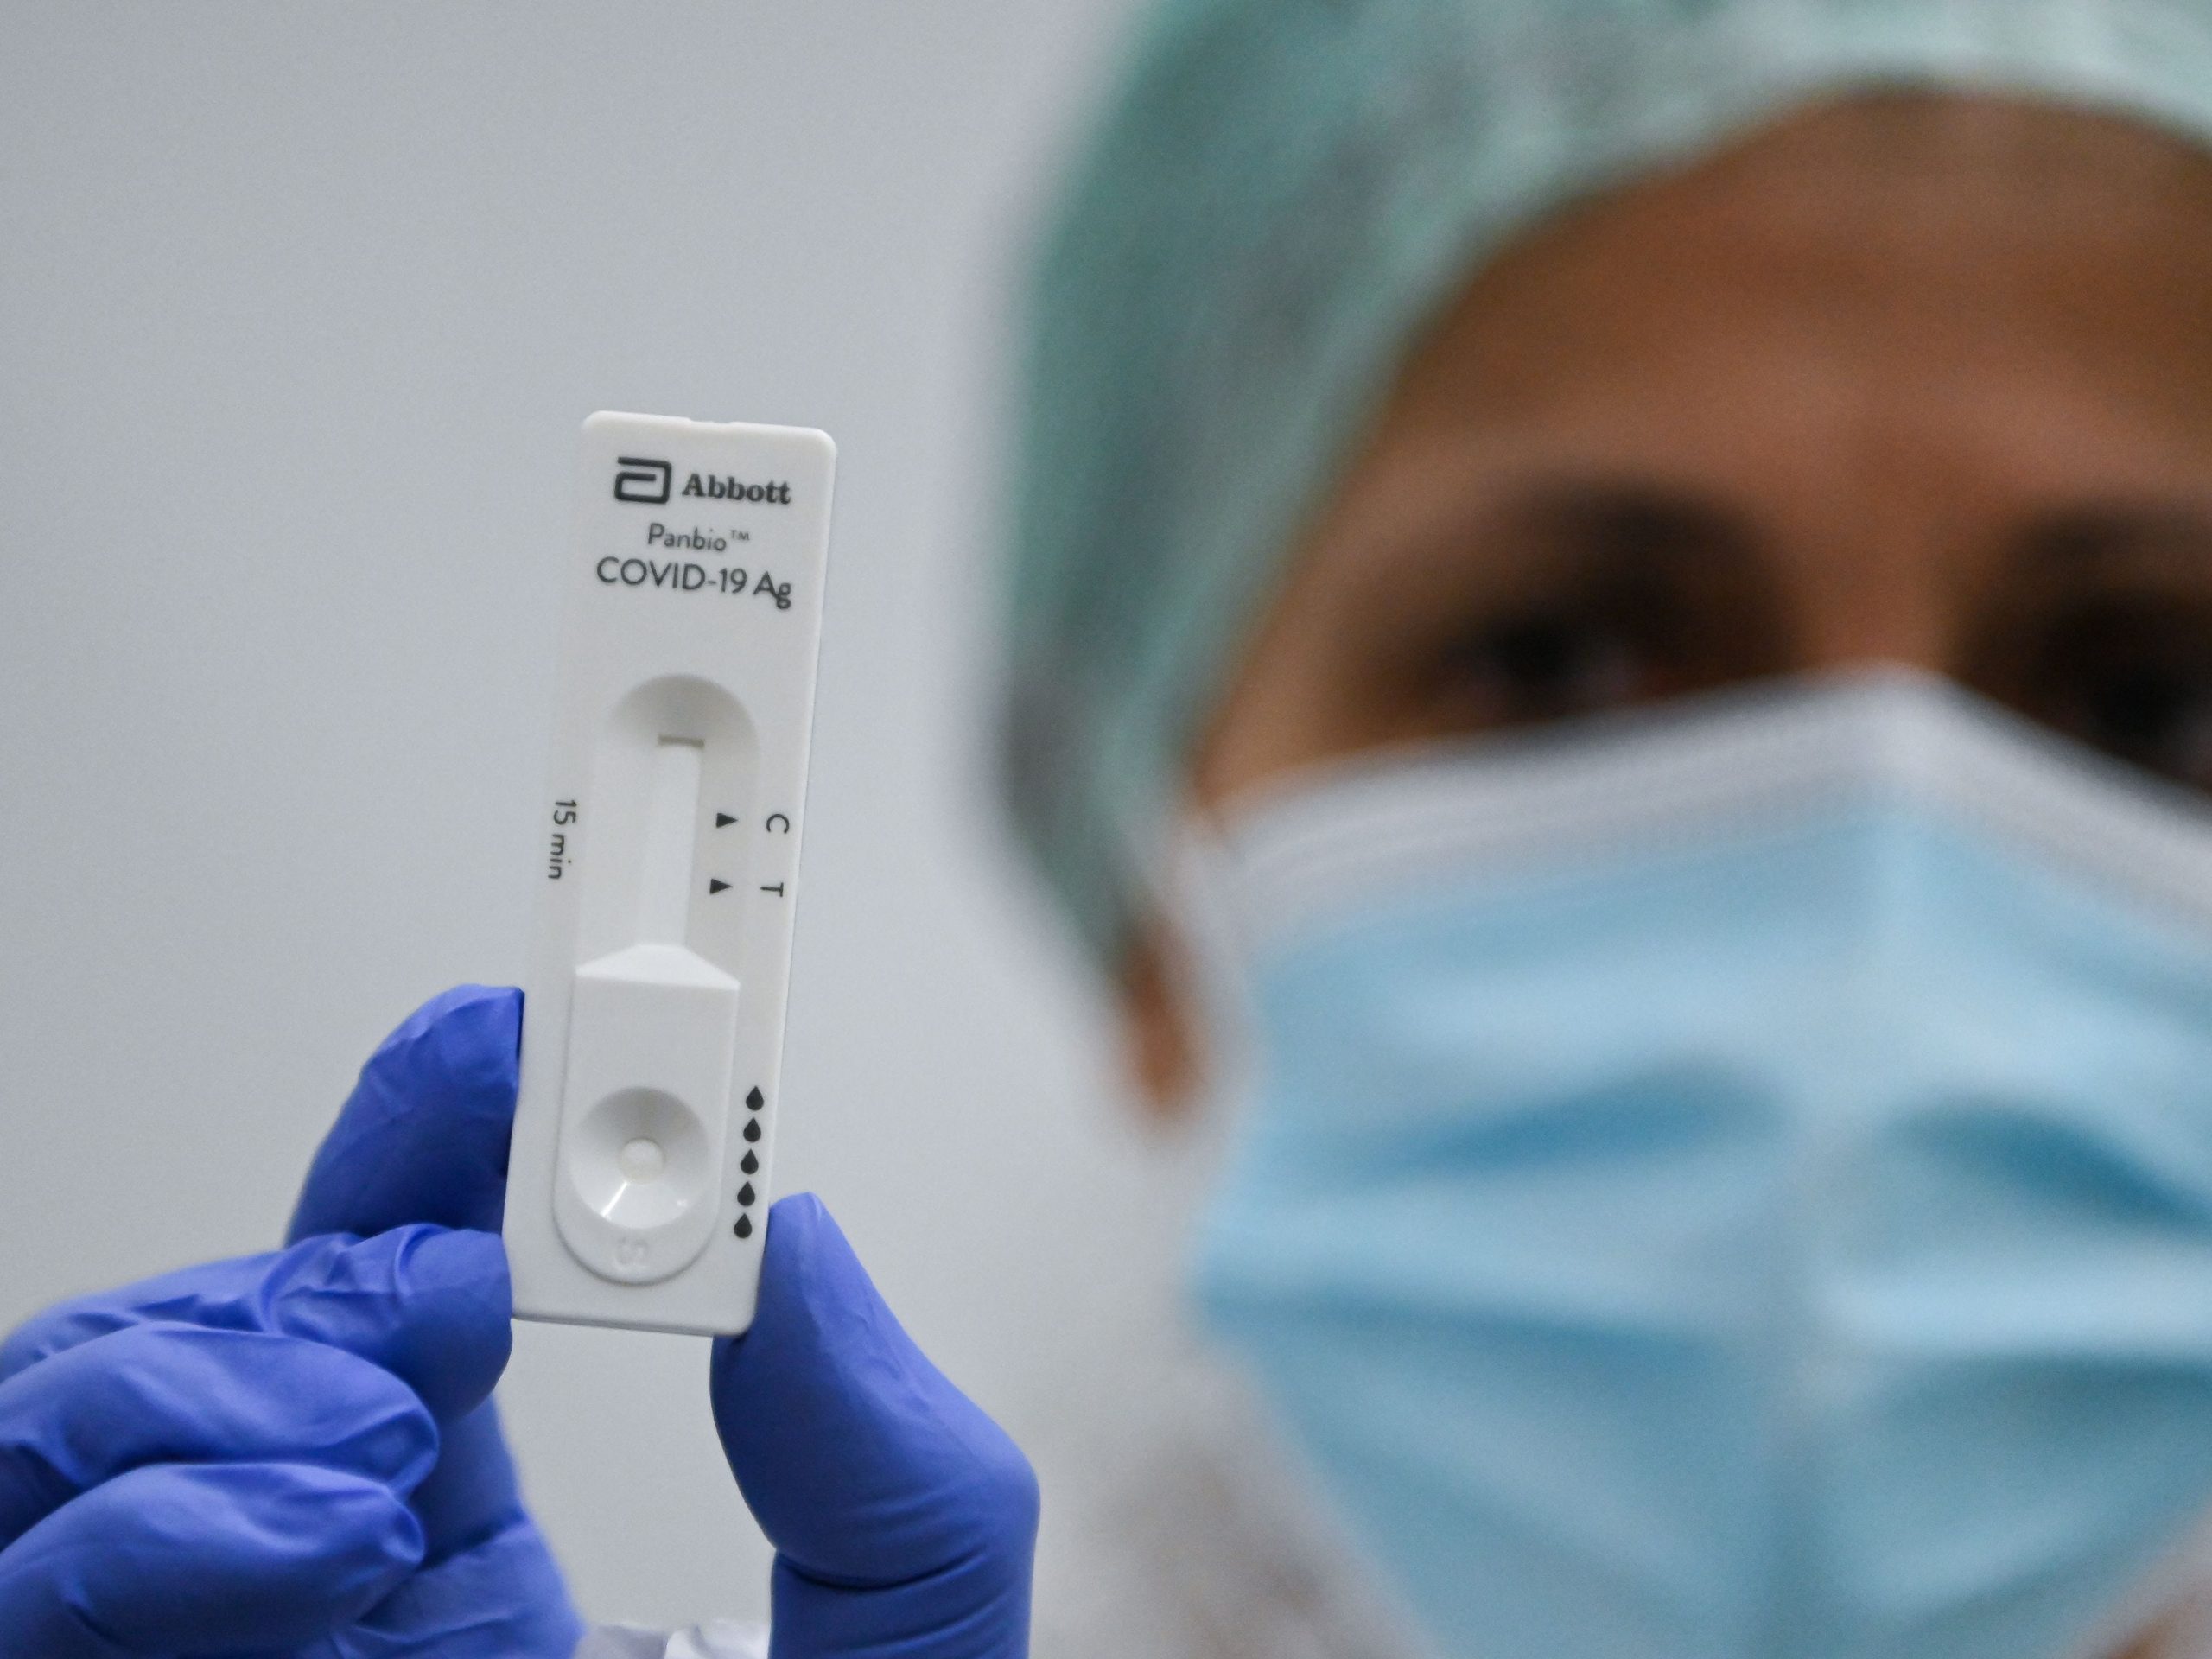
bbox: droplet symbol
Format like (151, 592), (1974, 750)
(743, 1118), (762, 1143)
(741, 1150), (759, 1174)
(737, 1182), (756, 1206)
(746, 1087), (766, 1111)
(734, 1215), (754, 1240)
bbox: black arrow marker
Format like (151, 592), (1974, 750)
(709, 879), (732, 894)
(715, 813), (738, 828)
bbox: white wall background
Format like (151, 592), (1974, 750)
(0, 3), (1201, 1633)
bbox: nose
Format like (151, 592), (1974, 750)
(1789, 437), (1973, 680)
(1799, 599), (1951, 677)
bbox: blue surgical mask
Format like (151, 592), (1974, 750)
(1180, 671), (2212, 1659)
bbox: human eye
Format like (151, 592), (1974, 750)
(1398, 486), (1786, 740)
(1421, 596), (1650, 731)
(1966, 512), (2212, 793)
(2012, 602), (2212, 790)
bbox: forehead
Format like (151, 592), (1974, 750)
(1382, 94), (2212, 481)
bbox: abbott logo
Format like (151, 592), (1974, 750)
(613, 457), (672, 505)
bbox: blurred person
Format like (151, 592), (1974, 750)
(1004, 3), (2212, 1658)
(9, 3), (2212, 1659)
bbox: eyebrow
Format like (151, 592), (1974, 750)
(1328, 464), (1764, 626)
(2018, 502), (2212, 573)
(1377, 466), (1752, 566)
(1503, 475), (1755, 551)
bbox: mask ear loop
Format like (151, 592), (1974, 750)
(1118, 799), (1273, 1165)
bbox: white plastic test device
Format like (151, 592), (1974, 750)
(505, 412), (835, 1337)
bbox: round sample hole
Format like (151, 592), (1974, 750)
(569, 1088), (710, 1231)
(619, 1136), (666, 1183)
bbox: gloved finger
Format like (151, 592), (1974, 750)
(402, 1398), (537, 1578)
(0, 1225), (510, 1425)
(0, 1461), (423, 1657)
(0, 1325), (437, 1552)
(322, 1510), (585, 1657)
(711, 1195), (1039, 1659)
(288, 985), (540, 1582)
(291, 983), (523, 1243)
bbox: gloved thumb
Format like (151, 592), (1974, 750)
(712, 1195), (1038, 1659)
(289, 985), (523, 1243)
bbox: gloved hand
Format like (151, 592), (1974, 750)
(0, 983), (1039, 1658)
(0, 984), (582, 1656)
(714, 1195), (1040, 1659)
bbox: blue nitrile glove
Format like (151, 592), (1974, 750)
(0, 983), (583, 1656)
(712, 1195), (1040, 1659)
(287, 983), (582, 1656)
(0, 981), (1037, 1656)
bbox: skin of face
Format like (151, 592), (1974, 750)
(1120, 92), (2212, 1129)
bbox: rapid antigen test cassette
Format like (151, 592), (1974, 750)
(506, 412), (835, 1336)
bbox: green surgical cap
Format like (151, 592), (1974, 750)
(997, 0), (2212, 968)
